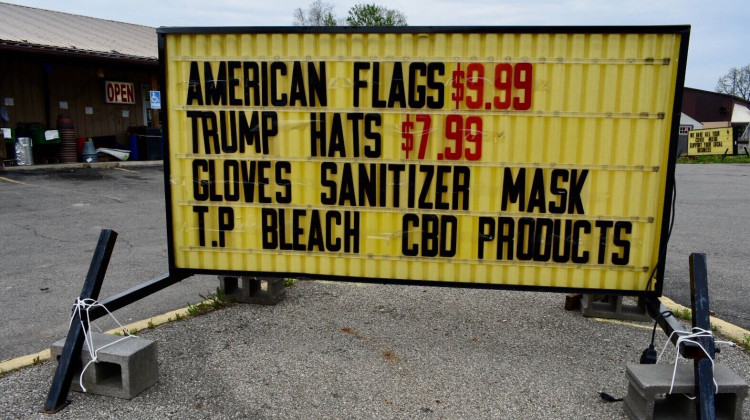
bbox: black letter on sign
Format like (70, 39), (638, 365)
(310, 112), (326, 157)
(271, 62), (288, 106)
(501, 168), (526, 211)
(320, 162), (337, 205)
(595, 220), (614, 265)
(477, 217), (495, 260)
(440, 215), (458, 258)
(204, 62), (227, 106)
(218, 207), (234, 248)
(426, 63), (445, 109)
(422, 214), (439, 257)
(308, 61), (327, 107)
(568, 169), (588, 214)
(275, 161), (292, 204)
(402, 214), (419, 256)
(353, 62), (370, 107)
(193, 206), (209, 246)
(549, 169), (569, 214)
(261, 209), (278, 249)
(186, 61), (204, 105)
(612, 221), (632, 265)
(228, 61), (242, 106)
(192, 159), (209, 201)
(571, 221), (591, 264)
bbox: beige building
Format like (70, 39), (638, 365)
(0, 2), (159, 164)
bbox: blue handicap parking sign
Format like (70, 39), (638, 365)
(150, 91), (161, 110)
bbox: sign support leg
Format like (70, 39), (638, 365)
(689, 253), (716, 420)
(43, 229), (118, 413)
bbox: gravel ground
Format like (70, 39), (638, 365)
(1, 281), (748, 419)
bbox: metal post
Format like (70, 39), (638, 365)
(644, 296), (703, 359)
(690, 253), (716, 420)
(43, 229), (118, 413)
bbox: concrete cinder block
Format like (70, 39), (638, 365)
(50, 333), (158, 399)
(623, 363), (748, 420)
(580, 294), (652, 322)
(219, 275), (286, 305)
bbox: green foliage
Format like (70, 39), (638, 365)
(32, 356), (42, 366)
(736, 335), (750, 351)
(284, 278), (296, 287)
(147, 320), (155, 329)
(129, 328), (138, 335)
(674, 308), (692, 321)
(186, 288), (236, 318)
(677, 154), (750, 164)
(114, 331), (122, 336)
(346, 3), (407, 26)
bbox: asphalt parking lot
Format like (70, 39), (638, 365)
(0, 162), (748, 419)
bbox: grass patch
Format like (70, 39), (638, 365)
(677, 154), (750, 164)
(32, 356), (42, 366)
(186, 288), (236, 318)
(147, 320), (155, 329)
(284, 278), (296, 287)
(739, 335), (750, 351)
(673, 308), (692, 321)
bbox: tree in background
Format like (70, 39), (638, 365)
(715, 64), (750, 100)
(345, 3), (407, 26)
(293, 2), (407, 27)
(293, 0), (337, 26)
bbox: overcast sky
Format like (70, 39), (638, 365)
(5, 0), (748, 92)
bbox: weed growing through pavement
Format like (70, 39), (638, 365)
(673, 308), (692, 321)
(284, 278), (296, 287)
(186, 288), (236, 318)
(32, 356), (42, 366)
(129, 328), (138, 335)
(741, 335), (750, 351)
(147, 320), (155, 329)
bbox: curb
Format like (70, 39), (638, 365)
(1, 160), (163, 172)
(0, 304), (192, 375)
(660, 296), (750, 344)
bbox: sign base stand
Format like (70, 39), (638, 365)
(218, 275), (286, 305)
(43, 229), (189, 413)
(643, 253), (747, 420)
(580, 294), (651, 322)
(623, 364), (748, 420)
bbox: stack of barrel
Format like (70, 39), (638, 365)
(57, 114), (77, 163)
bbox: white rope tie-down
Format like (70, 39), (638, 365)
(657, 327), (735, 398)
(69, 298), (136, 392)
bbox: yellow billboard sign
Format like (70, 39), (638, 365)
(158, 27), (689, 294)
(687, 127), (732, 156)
